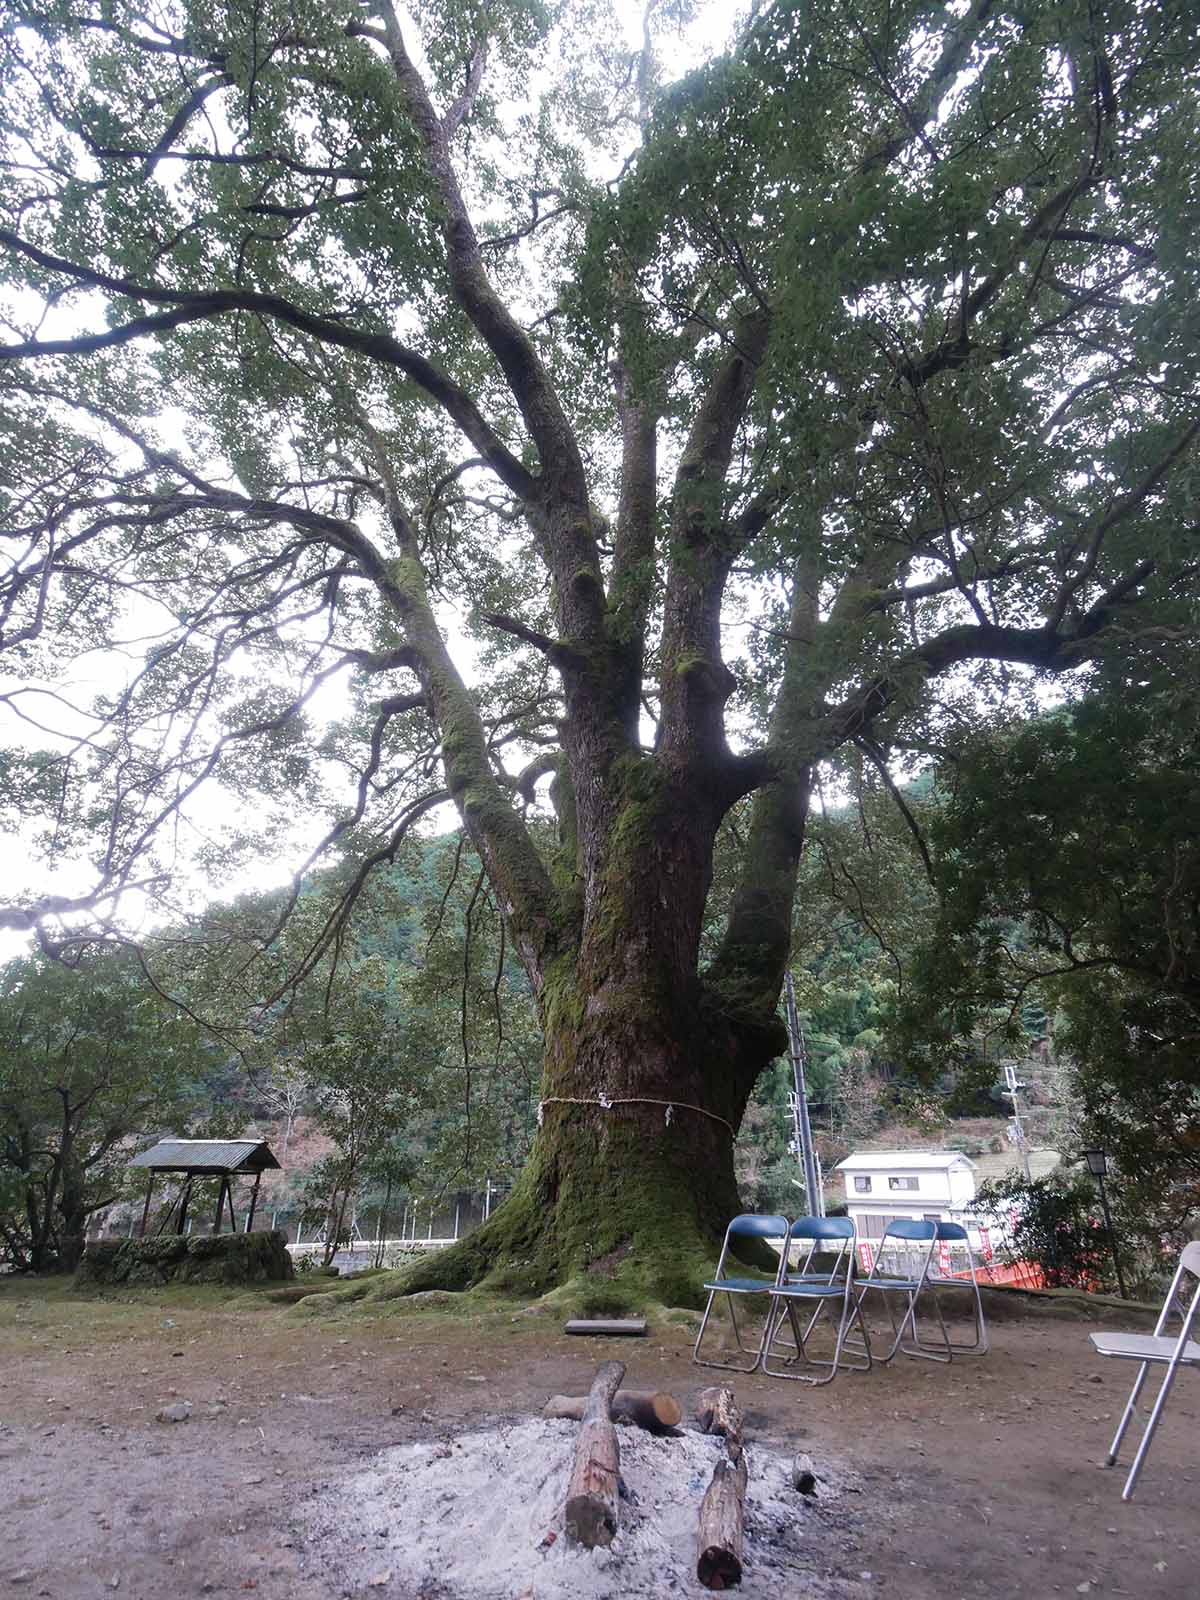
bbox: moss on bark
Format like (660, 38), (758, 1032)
(385, 1024), (774, 1312)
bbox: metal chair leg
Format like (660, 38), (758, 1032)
(1107, 1362), (1151, 1465)
(693, 1290), (771, 1373)
(1123, 1362), (1186, 1501)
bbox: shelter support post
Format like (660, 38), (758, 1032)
(176, 1178), (193, 1236)
(245, 1172), (262, 1234)
(139, 1173), (155, 1238)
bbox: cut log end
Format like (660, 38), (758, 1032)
(543, 1389), (682, 1433)
(697, 1546), (743, 1590)
(792, 1452), (818, 1496)
(564, 1492), (618, 1548)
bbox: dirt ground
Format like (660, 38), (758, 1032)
(1, 1277), (1195, 1600)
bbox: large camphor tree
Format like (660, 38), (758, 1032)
(1, 0), (1197, 1301)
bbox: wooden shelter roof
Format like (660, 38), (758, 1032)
(129, 1138), (280, 1175)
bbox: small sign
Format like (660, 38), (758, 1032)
(979, 1227), (993, 1263)
(857, 1242), (874, 1273)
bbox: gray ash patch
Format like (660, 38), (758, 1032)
(299, 1418), (875, 1599)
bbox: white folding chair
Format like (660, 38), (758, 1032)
(693, 1213), (789, 1372)
(1089, 1240), (1200, 1500)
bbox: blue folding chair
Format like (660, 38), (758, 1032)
(924, 1220), (989, 1355)
(854, 1218), (952, 1363)
(761, 1216), (873, 1384)
(693, 1213), (789, 1372)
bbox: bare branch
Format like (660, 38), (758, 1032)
(442, 27), (489, 139)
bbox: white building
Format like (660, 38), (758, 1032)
(835, 1150), (978, 1242)
(834, 1147), (1060, 1258)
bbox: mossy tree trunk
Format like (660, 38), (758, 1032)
(403, 694), (807, 1305)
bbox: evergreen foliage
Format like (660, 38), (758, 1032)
(969, 1171), (1113, 1293)
(0, 951), (216, 1270)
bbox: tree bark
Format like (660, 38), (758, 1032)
(563, 1360), (625, 1548)
(57, 1158), (88, 1274)
(694, 1387), (743, 1444)
(399, 779), (786, 1304)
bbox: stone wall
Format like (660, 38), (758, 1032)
(76, 1229), (295, 1287)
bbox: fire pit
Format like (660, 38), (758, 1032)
(300, 1394), (870, 1598)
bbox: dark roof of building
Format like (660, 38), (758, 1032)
(129, 1138), (280, 1174)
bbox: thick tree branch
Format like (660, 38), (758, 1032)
(442, 28), (489, 139)
(607, 358), (659, 740)
(0, 229), (536, 500)
(705, 560), (820, 1033)
(825, 619), (1114, 749)
(506, 751), (560, 805)
(359, 3), (588, 510)
(481, 612), (586, 670)
(352, 416), (563, 985)
(658, 307), (772, 768)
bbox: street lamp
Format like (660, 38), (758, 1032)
(1082, 1148), (1128, 1299)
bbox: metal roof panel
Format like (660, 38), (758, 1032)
(129, 1138), (280, 1172)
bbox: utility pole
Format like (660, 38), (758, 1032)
(1001, 1061), (1033, 1182)
(784, 972), (824, 1217)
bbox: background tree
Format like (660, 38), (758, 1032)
(1, 0), (1197, 1300)
(969, 1170), (1115, 1293)
(887, 664), (1200, 1241)
(278, 960), (433, 1263)
(0, 952), (211, 1270)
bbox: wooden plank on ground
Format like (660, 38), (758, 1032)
(563, 1317), (647, 1337)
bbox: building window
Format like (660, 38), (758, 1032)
(888, 1176), (919, 1191)
(853, 1176), (872, 1193)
